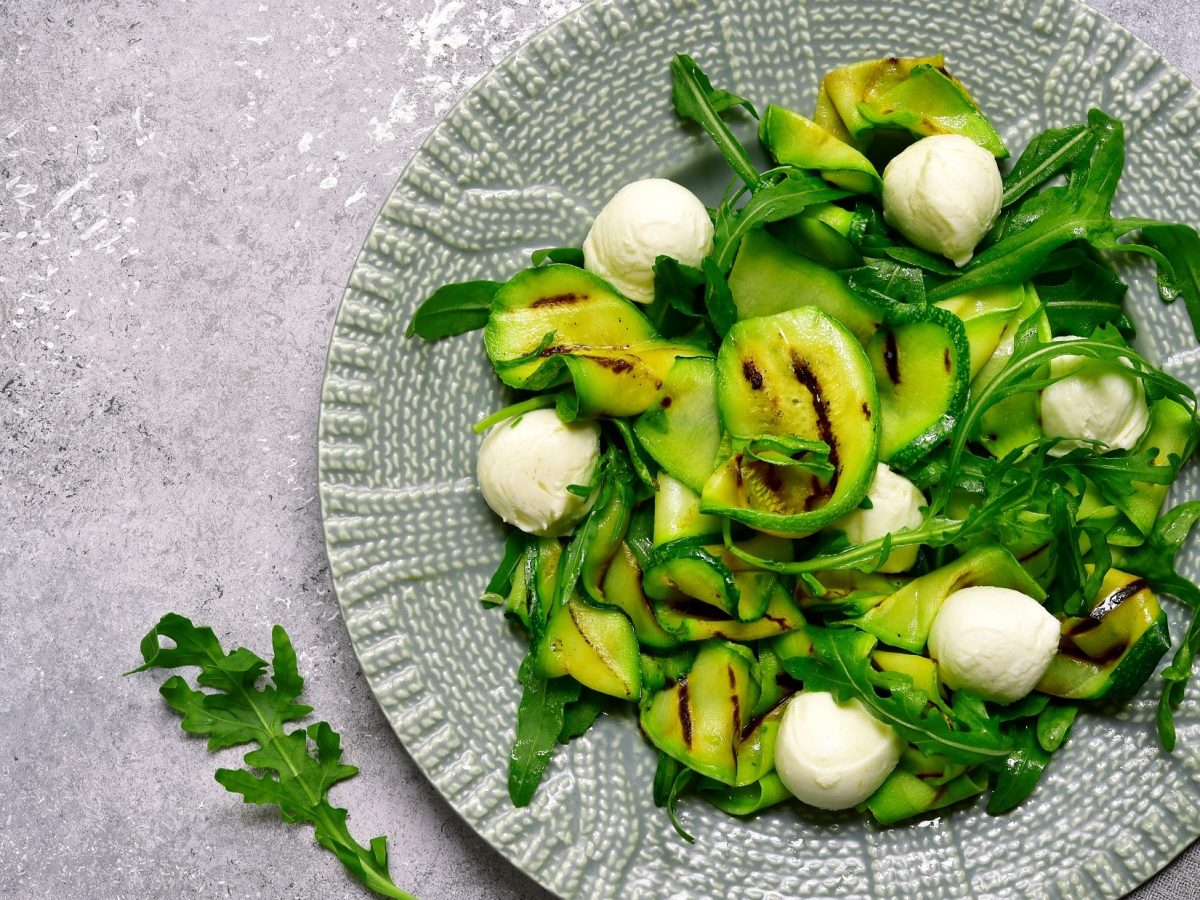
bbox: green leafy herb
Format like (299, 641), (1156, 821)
(472, 394), (558, 434)
(531, 246), (585, 267)
(558, 692), (607, 743)
(931, 320), (1196, 518)
(712, 170), (851, 270)
(1141, 223), (1200, 341)
(843, 259), (928, 305)
(1001, 123), (1093, 208)
(607, 419), (657, 491)
(701, 258), (737, 338)
(1036, 703), (1079, 753)
(882, 245), (959, 276)
(128, 614), (415, 900)
(652, 255), (706, 317)
(743, 434), (835, 477)
(1117, 501), (1200, 749)
(482, 531), (530, 608)
(781, 627), (1011, 764)
(929, 110), (1124, 302)
(724, 515), (963, 575)
(405, 280), (500, 340)
(670, 54), (759, 189)
(986, 720), (1050, 815)
(666, 767), (697, 843)
(509, 656), (581, 806)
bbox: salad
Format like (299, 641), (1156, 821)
(406, 53), (1200, 833)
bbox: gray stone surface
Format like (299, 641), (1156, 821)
(1, 1), (1198, 898)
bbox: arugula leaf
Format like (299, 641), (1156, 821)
(606, 419), (656, 492)
(652, 750), (684, 807)
(530, 246), (585, 267)
(670, 54), (759, 189)
(472, 394), (558, 435)
(723, 515), (964, 575)
(1116, 501), (1200, 750)
(652, 255), (706, 317)
(1033, 246), (1133, 336)
(743, 434), (835, 477)
(843, 259), (928, 305)
(1140, 224), (1200, 341)
(781, 627), (1012, 764)
(932, 323), (1197, 517)
(129, 614), (415, 900)
(509, 656), (581, 806)
(1036, 703), (1079, 753)
(701, 257), (737, 337)
(929, 110), (1125, 302)
(986, 720), (1050, 815)
(666, 767), (697, 843)
(558, 690), (607, 743)
(405, 280), (500, 340)
(650, 751), (696, 841)
(712, 169), (851, 270)
(882, 245), (959, 276)
(1001, 123), (1094, 208)
(483, 531), (529, 605)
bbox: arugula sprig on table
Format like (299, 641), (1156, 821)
(128, 613), (415, 900)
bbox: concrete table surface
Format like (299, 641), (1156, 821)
(3, 1), (1199, 897)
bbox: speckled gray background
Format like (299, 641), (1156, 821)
(1, 1), (1198, 898)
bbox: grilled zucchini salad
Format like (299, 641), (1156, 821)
(406, 54), (1200, 832)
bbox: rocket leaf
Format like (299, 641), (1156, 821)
(779, 626), (1012, 765)
(129, 614), (415, 900)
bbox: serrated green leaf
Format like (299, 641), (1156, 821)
(131, 614), (414, 899)
(781, 627), (1011, 765)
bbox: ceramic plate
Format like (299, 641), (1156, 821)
(318, 1), (1200, 896)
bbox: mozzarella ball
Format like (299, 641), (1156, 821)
(1041, 340), (1149, 457)
(882, 134), (1003, 267)
(476, 408), (600, 536)
(928, 586), (1060, 704)
(582, 178), (715, 303)
(774, 691), (904, 810)
(829, 463), (926, 573)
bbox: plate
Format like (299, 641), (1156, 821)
(318, 1), (1200, 896)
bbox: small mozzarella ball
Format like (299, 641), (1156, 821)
(774, 691), (904, 810)
(476, 408), (600, 536)
(928, 586), (1060, 704)
(829, 463), (926, 573)
(1041, 340), (1149, 457)
(882, 134), (1003, 267)
(582, 178), (715, 303)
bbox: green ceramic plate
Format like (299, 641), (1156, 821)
(319, 1), (1200, 896)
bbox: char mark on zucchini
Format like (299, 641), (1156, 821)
(678, 677), (693, 748)
(742, 359), (764, 390)
(587, 355), (635, 374)
(1057, 632), (1128, 665)
(788, 351), (841, 503)
(883, 331), (902, 385)
(531, 292), (585, 307)
(1081, 578), (1150, 626)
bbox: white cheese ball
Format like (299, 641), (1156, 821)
(882, 134), (1003, 267)
(774, 691), (904, 810)
(1041, 339), (1149, 457)
(476, 408), (600, 536)
(582, 178), (715, 303)
(829, 463), (926, 573)
(928, 586), (1060, 704)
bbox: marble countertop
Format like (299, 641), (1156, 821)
(3, 1), (1199, 897)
